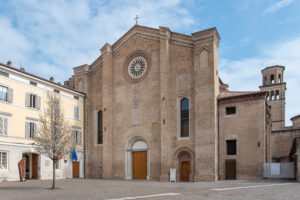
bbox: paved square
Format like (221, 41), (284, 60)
(0, 179), (299, 200)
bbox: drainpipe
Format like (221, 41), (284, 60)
(217, 102), (220, 180)
(83, 96), (86, 179)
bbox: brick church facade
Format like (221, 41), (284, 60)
(65, 25), (298, 181)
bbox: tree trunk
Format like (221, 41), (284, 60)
(52, 159), (56, 189)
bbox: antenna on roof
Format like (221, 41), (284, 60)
(20, 60), (22, 68)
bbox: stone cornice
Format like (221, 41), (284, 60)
(192, 27), (220, 47)
(261, 65), (285, 73)
(100, 43), (112, 55)
(272, 126), (300, 133)
(74, 64), (89, 78)
(110, 25), (220, 54)
(291, 115), (300, 121)
(218, 91), (266, 104)
(88, 56), (103, 77)
(259, 82), (286, 88)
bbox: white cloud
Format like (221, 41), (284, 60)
(219, 36), (300, 125)
(263, 0), (295, 14)
(0, 0), (195, 82)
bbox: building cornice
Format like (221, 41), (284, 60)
(109, 25), (220, 55)
(259, 82), (286, 88)
(291, 115), (300, 121)
(0, 63), (85, 96)
(272, 126), (300, 133)
(261, 65), (285, 73)
(218, 91), (266, 104)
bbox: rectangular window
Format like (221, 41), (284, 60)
(30, 94), (36, 108)
(0, 85), (8, 102)
(0, 152), (8, 169)
(54, 89), (60, 94)
(26, 121), (37, 139)
(73, 130), (81, 145)
(97, 110), (103, 144)
(0, 115), (9, 136)
(0, 71), (9, 77)
(74, 106), (79, 120)
(74, 96), (79, 100)
(29, 122), (36, 138)
(26, 93), (40, 109)
(30, 81), (37, 86)
(227, 140), (237, 155)
(226, 106), (236, 115)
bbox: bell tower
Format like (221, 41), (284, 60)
(259, 65), (286, 130)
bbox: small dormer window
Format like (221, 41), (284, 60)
(30, 81), (37, 86)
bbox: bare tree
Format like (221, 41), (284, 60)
(34, 92), (73, 189)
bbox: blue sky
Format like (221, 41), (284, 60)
(0, 0), (299, 125)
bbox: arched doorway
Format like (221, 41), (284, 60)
(181, 161), (190, 181)
(174, 147), (194, 182)
(125, 138), (150, 180)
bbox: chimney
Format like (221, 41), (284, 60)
(20, 67), (25, 72)
(50, 77), (54, 82)
(7, 61), (12, 67)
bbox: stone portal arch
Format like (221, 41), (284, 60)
(174, 147), (194, 182)
(125, 136), (150, 180)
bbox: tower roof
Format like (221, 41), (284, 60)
(261, 65), (285, 73)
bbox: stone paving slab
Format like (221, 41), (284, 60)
(0, 179), (299, 200)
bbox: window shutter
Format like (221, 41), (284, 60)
(76, 107), (79, 119)
(78, 107), (80, 119)
(7, 88), (13, 103)
(34, 123), (38, 137)
(36, 96), (41, 110)
(25, 93), (30, 107)
(25, 122), (30, 138)
(72, 130), (76, 144)
(0, 117), (3, 135)
(3, 118), (8, 136)
(78, 131), (82, 145)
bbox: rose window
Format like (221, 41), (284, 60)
(128, 57), (147, 79)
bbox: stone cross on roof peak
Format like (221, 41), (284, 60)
(134, 15), (139, 25)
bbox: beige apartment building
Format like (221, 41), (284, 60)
(0, 62), (85, 181)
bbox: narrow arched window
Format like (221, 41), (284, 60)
(180, 98), (189, 137)
(270, 74), (275, 84)
(271, 91), (274, 100)
(278, 74), (281, 83)
(97, 110), (103, 144)
(266, 91), (269, 101)
(264, 76), (267, 85)
(275, 90), (279, 100)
